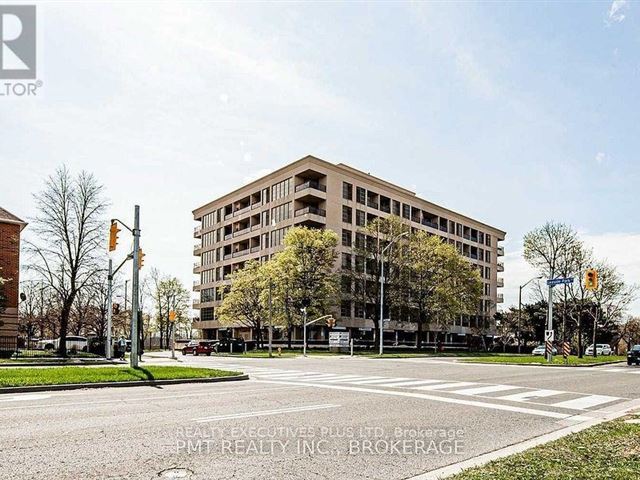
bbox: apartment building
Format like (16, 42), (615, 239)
(192, 155), (505, 347)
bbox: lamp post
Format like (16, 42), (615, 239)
(379, 231), (409, 356)
(518, 276), (542, 353)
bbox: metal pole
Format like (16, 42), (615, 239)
(547, 281), (553, 363)
(517, 285), (522, 354)
(124, 280), (129, 311)
(303, 308), (308, 357)
(130, 205), (140, 368)
(350, 338), (353, 357)
(268, 281), (273, 358)
(379, 259), (384, 356)
(592, 304), (598, 358)
(170, 323), (175, 359)
(106, 259), (113, 359)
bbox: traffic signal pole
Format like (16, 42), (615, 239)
(130, 205), (141, 368)
(106, 258), (113, 359)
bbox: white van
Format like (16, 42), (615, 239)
(37, 336), (88, 352)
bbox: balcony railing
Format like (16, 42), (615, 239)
(251, 224), (261, 231)
(251, 203), (262, 210)
(295, 180), (326, 193)
(497, 246), (505, 256)
(250, 246), (261, 253)
(367, 200), (379, 209)
(421, 220), (438, 229)
(223, 253), (232, 260)
(224, 212), (233, 220)
(224, 233), (233, 240)
(497, 262), (504, 272)
(194, 226), (202, 237)
(497, 293), (504, 303)
(193, 243), (202, 253)
(234, 205), (250, 217)
(294, 206), (326, 217)
(497, 277), (504, 288)
(232, 248), (250, 258)
(233, 226), (250, 237)
(193, 262), (200, 269)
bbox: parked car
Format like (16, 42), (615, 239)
(532, 344), (557, 356)
(214, 338), (245, 353)
(37, 336), (88, 352)
(627, 345), (640, 366)
(585, 344), (612, 356)
(182, 341), (214, 356)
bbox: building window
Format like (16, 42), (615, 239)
(484, 283), (490, 296)
(342, 205), (352, 224)
(402, 204), (410, 219)
(271, 178), (292, 202)
(201, 308), (215, 321)
(485, 266), (490, 279)
(341, 252), (352, 269)
(342, 182), (353, 200)
(355, 233), (365, 249)
(342, 229), (352, 247)
(485, 234), (492, 247)
(392, 200), (401, 216)
(354, 304), (365, 318)
(340, 300), (352, 318)
(485, 251), (491, 263)
(355, 210), (366, 227)
(271, 226), (290, 247)
(356, 187), (366, 204)
(271, 202), (291, 224)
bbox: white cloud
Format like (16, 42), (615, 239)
(608, 0), (628, 23)
(595, 152), (607, 164)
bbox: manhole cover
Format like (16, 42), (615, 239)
(158, 468), (194, 479)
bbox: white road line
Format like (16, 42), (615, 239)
(350, 377), (402, 385)
(413, 382), (477, 391)
(453, 385), (521, 396)
(255, 380), (580, 420)
(0, 394), (53, 402)
(329, 376), (376, 383)
(313, 375), (370, 382)
(255, 372), (314, 379)
(376, 379), (442, 388)
(192, 403), (340, 423)
(551, 394), (620, 410)
(498, 389), (564, 402)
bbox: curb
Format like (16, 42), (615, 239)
(0, 374), (249, 394)
(458, 360), (626, 368)
(0, 360), (122, 368)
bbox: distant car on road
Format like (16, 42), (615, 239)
(585, 344), (612, 356)
(182, 341), (214, 356)
(37, 336), (88, 352)
(627, 345), (640, 366)
(214, 338), (245, 353)
(532, 344), (557, 356)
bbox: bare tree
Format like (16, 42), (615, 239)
(25, 166), (107, 357)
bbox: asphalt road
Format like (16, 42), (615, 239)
(1, 353), (639, 480)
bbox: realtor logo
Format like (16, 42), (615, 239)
(0, 5), (36, 79)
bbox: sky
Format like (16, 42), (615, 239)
(2, 1), (639, 314)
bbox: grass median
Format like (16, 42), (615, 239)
(0, 365), (241, 388)
(461, 355), (626, 366)
(450, 416), (640, 480)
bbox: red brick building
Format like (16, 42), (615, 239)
(0, 207), (27, 352)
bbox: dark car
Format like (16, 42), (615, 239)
(214, 338), (245, 353)
(627, 345), (640, 366)
(182, 341), (214, 356)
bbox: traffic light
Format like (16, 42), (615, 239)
(585, 268), (598, 291)
(169, 310), (176, 322)
(327, 317), (336, 328)
(138, 248), (145, 269)
(108, 220), (121, 252)
(112, 303), (120, 315)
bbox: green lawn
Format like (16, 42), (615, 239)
(450, 416), (640, 480)
(461, 355), (626, 366)
(0, 366), (241, 387)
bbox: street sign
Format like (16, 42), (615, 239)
(544, 329), (554, 342)
(546, 277), (574, 287)
(329, 331), (350, 348)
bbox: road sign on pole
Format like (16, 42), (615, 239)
(544, 329), (555, 342)
(546, 277), (574, 287)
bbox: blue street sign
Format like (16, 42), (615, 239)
(547, 277), (574, 287)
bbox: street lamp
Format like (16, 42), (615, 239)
(518, 275), (542, 353)
(379, 231), (409, 356)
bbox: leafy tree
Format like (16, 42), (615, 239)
(150, 269), (190, 349)
(25, 166), (107, 357)
(217, 260), (267, 346)
(405, 232), (482, 349)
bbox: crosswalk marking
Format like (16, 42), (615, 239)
(348, 377), (397, 384)
(498, 389), (564, 402)
(313, 375), (370, 383)
(413, 382), (477, 391)
(550, 394), (620, 410)
(453, 385), (521, 396)
(376, 379), (442, 388)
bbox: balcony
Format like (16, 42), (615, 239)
(497, 246), (505, 256)
(193, 243), (202, 254)
(223, 253), (232, 260)
(497, 262), (504, 272)
(251, 203), (262, 210)
(194, 226), (202, 238)
(232, 248), (250, 258)
(251, 224), (261, 232)
(421, 219), (438, 229)
(250, 246), (261, 253)
(233, 205), (251, 217)
(224, 233), (233, 241)
(497, 293), (504, 303)
(497, 277), (504, 288)
(295, 180), (326, 193)
(233, 226), (250, 237)
(295, 206), (326, 217)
